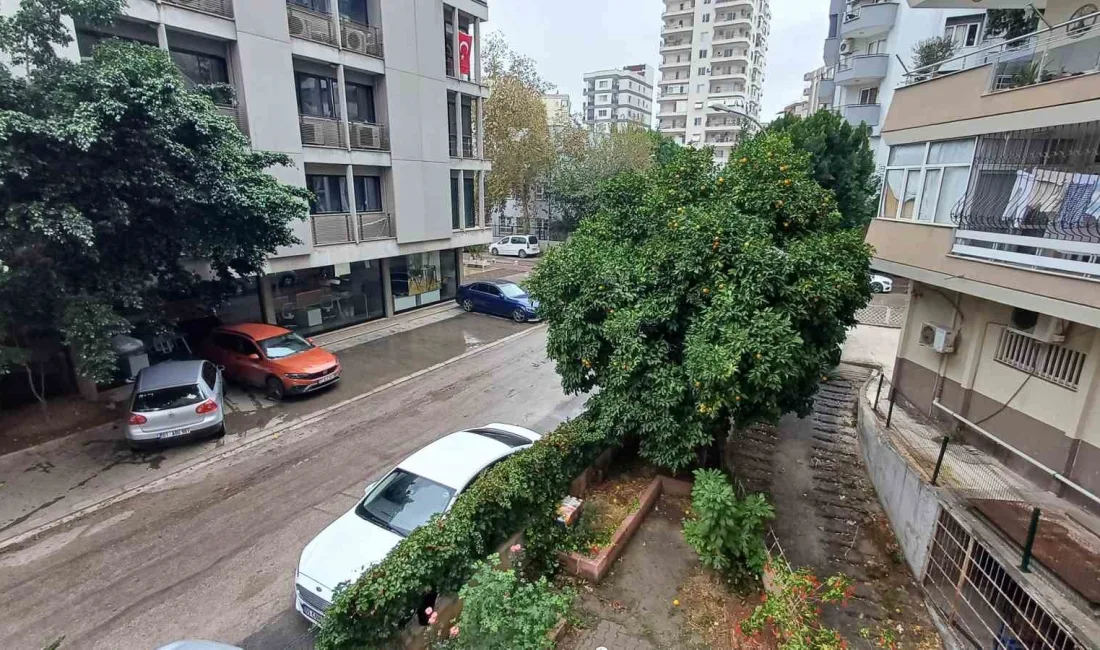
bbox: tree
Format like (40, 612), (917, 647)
(0, 0), (310, 388)
(764, 110), (878, 230)
(527, 132), (873, 471)
(911, 35), (958, 70)
(547, 125), (663, 235)
(483, 33), (552, 234)
(985, 8), (1041, 41)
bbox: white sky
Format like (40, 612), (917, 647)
(484, 0), (830, 122)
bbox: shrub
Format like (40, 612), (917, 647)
(683, 469), (774, 585)
(316, 416), (611, 649)
(435, 552), (574, 650)
(741, 563), (853, 650)
(911, 36), (957, 70)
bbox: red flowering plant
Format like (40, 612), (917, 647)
(741, 562), (854, 650)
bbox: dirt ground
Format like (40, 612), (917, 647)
(0, 396), (117, 457)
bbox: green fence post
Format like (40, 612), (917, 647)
(1020, 507), (1041, 572)
(931, 436), (950, 486)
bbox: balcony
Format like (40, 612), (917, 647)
(215, 102), (248, 135)
(299, 115), (344, 148)
(823, 37), (840, 66)
(660, 38), (692, 52)
(837, 103), (880, 127)
(662, 4), (694, 18)
(287, 4), (337, 47)
(839, 1), (897, 40)
(834, 54), (888, 86)
(311, 211), (393, 245)
(163, 0), (234, 18)
(348, 120), (389, 151)
(448, 134), (477, 158)
(662, 22), (694, 36)
(340, 19), (383, 58)
(713, 32), (751, 45)
(357, 211), (392, 240)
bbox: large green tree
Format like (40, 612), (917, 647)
(764, 110), (878, 230)
(0, 0), (310, 388)
(527, 133), (873, 470)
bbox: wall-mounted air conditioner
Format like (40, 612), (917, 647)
(1009, 308), (1067, 343)
(918, 322), (956, 354)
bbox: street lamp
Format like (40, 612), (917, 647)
(707, 102), (763, 134)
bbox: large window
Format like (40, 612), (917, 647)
(345, 82), (375, 123)
(306, 175), (349, 213)
(944, 15), (983, 48)
(463, 175), (476, 228)
(289, 0), (328, 13)
(881, 139), (975, 225)
(338, 0), (368, 23)
(451, 176), (461, 229)
(297, 73), (339, 119)
(170, 49), (229, 87)
(270, 262), (385, 336)
(354, 176), (382, 212)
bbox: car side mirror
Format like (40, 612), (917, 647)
(248, 353), (260, 361)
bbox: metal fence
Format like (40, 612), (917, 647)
(163, 0), (234, 18)
(340, 19), (383, 58)
(853, 303), (905, 328)
(287, 4), (337, 46)
(299, 114), (345, 148)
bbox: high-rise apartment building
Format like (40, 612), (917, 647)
(801, 65), (835, 114)
(543, 92), (573, 128)
(582, 65), (655, 133)
(28, 0), (493, 337)
(656, 0), (771, 164)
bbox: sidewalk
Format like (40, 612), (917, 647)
(0, 296), (534, 547)
(840, 323), (900, 378)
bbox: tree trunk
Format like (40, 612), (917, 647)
(24, 362), (46, 407)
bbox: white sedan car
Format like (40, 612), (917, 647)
(294, 424), (542, 624)
(870, 274), (894, 294)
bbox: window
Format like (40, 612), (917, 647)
(451, 176), (460, 229)
(881, 139), (975, 225)
(134, 385), (204, 412)
(945, 16), (983, 48)
(170, 49), (229, 88)
(289, 0), (328, 13)
(698, 49), (707, 58)
(464, 175), (476, 228)
(828, 13), (838, 38)
(599, 79), (610, 88)
(306, 175), (349, 213)
(866, 39), (886, 55)
(702, 13), (710, 22)
(201, 362), (218, 391)
(694, 117), (702, 125)
(259, 333), (313, 359)
(995, 329), (1086, 390)
(858, 87), (878, 104)
(598, 109), (608, 117)
(354, 176), (382, 212)
(338, 0), (368, 23)
(355, 469), (456, 537)
(296, 72), (339, 118)
(697, 67), (707, 75)
(345, 82), (375, 123)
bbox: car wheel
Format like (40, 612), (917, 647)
(462, 298), (474, 312)
(871, 283), (884, 294)
(265, 376), (286, 401)
(490, 247), (499, 256)
(212, 424), (226, 439)
(512, 308), (528, 323)
(518, 249), (528, 259)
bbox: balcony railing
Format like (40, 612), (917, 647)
(348, 120), (389, 151)
(311, 213), (355, 245)
(462, 135), (474, 157)
(903, 9), (1100, 89)
(357, 211), (392, 240)
(340, 19), (383, 58)
(216, 103), (248, 135)
(163, 0), (234, 18)
(299, 114), (345, 148)
(287, 4), (337, 47)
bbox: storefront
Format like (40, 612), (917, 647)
(389, 250), (459, 313)
(268, 260), (386, 336)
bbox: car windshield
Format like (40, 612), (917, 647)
(134, 385), (204, 412)
(259, 333), (312, 359)
(498, 283), (526, 299)
(355, 469), (455, 537)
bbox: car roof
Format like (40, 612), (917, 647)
(480, 279), (520, 288)
(396, 430), (524, 490)
(217, 322), (289, 341)
(136, 361), (204, 391)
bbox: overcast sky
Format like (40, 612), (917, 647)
(484, 0), (830, 123)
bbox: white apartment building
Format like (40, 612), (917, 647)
(582, 65), (655, 132)
(27, 0), (492, 337)
(657, 0), (771, 164)
(543, 92), (573, 128)
(823, 0), (991, 164)
(802, 64), (835, 114)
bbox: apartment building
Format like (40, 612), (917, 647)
(823, 0), (990, 164)
(802, 64), (835, 114)
(544, 92), (573, 128)
(657, 0), (770, 164)
(864, 0), (1100, 647)
(49, 0), (492, 338)
(582, 65), (655, 132)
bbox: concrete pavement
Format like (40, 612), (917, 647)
(0, 326), (584, 650)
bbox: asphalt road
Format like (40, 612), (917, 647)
(0, 327), (585, 650)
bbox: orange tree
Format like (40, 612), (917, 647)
(526, 132), (873, 471)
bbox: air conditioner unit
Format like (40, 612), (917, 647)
(300, 123), (318, 145)
(351, 123), (378, 149)
(839, 40), (852, 54)
(344, 25), (366, 51)
(918, 322), (956, 354)
(1009, 308), (1067, 343)
(288, 15), (306, 37)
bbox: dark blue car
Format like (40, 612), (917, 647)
(455, 280), (540, 323)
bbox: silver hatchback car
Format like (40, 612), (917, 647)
(125, 360), (226, 450)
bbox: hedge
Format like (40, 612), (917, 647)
(316, 415), (611, 649)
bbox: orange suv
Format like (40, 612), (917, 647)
(199, 323), (341, 400)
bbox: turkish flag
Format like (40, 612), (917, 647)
(458, 31), (472, 76)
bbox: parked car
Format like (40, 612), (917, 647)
(870, 274), (894, 294)
(455, 280), (539, 322)
(294, 424), (542, 624)
(156, 642), (242, 650)
(125, 360), (225, 450)
(490, 234), (540, 258)
(199, 323), (340, 401)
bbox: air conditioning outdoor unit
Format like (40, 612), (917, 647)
(300, 123), (318, 145)
(351, 123), (378, 149)
(344, 26), (366, 51)
(1009, 308), (1067, 343)
(918, 322), (956, 354)
(288, 15), (306, 37)
(839, 40), (852, 54)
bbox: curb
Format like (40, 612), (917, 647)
(0, 324), (547, 553)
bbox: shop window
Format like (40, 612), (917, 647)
(391, 251), (444, 312)
(270, 262), (384, 336)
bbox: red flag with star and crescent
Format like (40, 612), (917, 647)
(458, 31), (472, 76)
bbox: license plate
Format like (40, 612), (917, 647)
(315, 373), (337, 385)
(301, 604), (323, 623)
(158, 427), (191, 439)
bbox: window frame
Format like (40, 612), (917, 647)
(880, 139), (977, 225)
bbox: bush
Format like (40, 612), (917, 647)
(317, 416), (611, 649)
(435, 552), (574, 650)
(683, 469), (774, 585)
(741, 563), (853, 650)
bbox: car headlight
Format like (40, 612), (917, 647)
(286, 373), (311, 379)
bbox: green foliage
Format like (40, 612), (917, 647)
(0, 1), (310, 383)
(317, 417), (611, 649)
(764, 110), (878, 230)
(741, 563), (853, 650)
(435, 553), (573, 650)
(683, 469), (774, 583)
(910, 36), (958, 70)
(985, 8), (1041, 40)
(526, 133), (873, 471)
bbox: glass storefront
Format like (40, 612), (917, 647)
(269, 261), (385, 336)
(390, 250), (459, 313)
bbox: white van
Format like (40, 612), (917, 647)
(490, 235), (540, 258)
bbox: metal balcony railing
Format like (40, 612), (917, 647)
(215, 103), (248, 135)
(311, 212), (355, 246)
(357, 211), (392, 240)
(299, 114), (345, 148)
(348, 120), (389, 151)
(448, 134), (458, 157)
(287, 4), (337, 47)
(340, 19), (383, 58)
(163, 0), (234, 18)
(462, 135), (474, 157)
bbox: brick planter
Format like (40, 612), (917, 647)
(558, 475), (692, 583)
